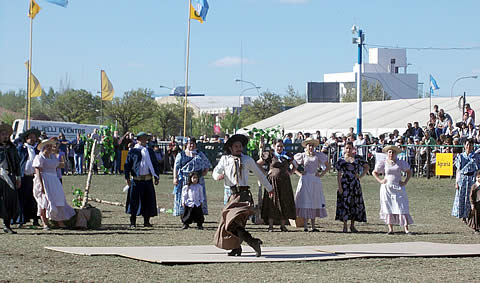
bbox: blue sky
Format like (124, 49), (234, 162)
(1, 0), (480, 99)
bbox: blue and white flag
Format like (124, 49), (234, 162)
(45, 0), (68, 7)
(191, 0), (209, 22)
(430, 75), (440, 90)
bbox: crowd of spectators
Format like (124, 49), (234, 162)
(281, 104), (476, 177)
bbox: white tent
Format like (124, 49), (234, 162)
(243, 96), (480, 137)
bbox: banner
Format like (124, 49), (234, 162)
(436, 153), (453, 176)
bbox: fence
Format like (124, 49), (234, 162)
(158, 141), (464, 178)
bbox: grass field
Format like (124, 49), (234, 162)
(1, 172), (478, 282)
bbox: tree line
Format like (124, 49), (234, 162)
(0, 85), (305, 139)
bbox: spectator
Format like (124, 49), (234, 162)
(426, 113), (437, 129)
(353, 133), (367, 159)
(403, 123), (414, 138)
(467, 123), (476, 139)
(466, 103), (476, 124)
(113, 131), (122, 174)
(433, 105), (440, 119)
(444, 120), (458, 137)
(283, 133), (293, 151)
(348, 127), (356, 140)
(463, 112), (474, 128)
(294, 131), (304, 152)
(153, 145), (164, 174)
(412, 122), (424, 140)
(427, 123), (437, 140)
(167, 136), (179, 172)
(70, 133), (85, 175)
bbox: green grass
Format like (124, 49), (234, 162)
(1, 172), (478, 282)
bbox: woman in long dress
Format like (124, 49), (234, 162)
(452, 138), (480, 222)
(33, 139), (76, 230)
(372, 145), (413, 234)
(294, 137), (330, 232)
(335, 141), (369, 233)
(173, 137), (211, 216)
(257, 139), (296, 232)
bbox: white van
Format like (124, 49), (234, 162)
(12, 119), (103, 141)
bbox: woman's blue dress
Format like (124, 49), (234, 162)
(173, 151), (211, 216)
(452, 152), (480, 218)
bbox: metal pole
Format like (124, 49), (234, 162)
(183, 0), (192, 137)
(27, 10), (34, 130)
(356, 29), (363, 135)
(100, 70), (103, 125)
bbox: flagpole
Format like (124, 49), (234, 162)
(100, 70), (103, 125)
(27, 2), (34, 130)
(183, 0), (192, 137)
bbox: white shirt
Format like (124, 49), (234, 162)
(353, 138), (367, 157)
(24, 144), (37, 175)
(212, 154), (273, 192)
(181, 183), (204, 207)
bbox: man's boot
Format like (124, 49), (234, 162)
(237, 227), (262, 257)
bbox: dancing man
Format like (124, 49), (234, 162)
(213, 134), (273, 257)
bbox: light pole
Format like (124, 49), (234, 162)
(159, 85), (174, 94)
(351, 25), (364, 135)
(235, 79), (261, 95)
(450, 75), (478, 98)
(234, 80), (261, 133)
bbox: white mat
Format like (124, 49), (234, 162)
(45, 242), (480, 264)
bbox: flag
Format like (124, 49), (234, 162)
(430, 74), (439, 96)
(28, 0), (41, 19)
(24, 61), (42, 98)
(430, 75), (440, 90)
(101, 70), (114, 101)
(45, 0), (68, 7)
(190, 0), (209, 23)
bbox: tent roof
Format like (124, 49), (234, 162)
(243, 96), (479, 137)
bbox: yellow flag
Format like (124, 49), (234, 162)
(24, 61), (42, 98)
(101, 70), (114, 101)
(190, 3), (203, 23)
(28, 0), (41, 19)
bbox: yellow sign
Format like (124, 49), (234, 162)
(436, 153), (453, 176)
(120, 150), (129, 171)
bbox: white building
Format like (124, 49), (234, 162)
(323, 48), (419, 100)
(155, 95), (255, 118)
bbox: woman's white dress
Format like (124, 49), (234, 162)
(294, 152), (328, 219)
(375, 159), (413, 226)
(33, 153), (75, 221)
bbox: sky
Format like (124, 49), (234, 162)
(1, 0), (480, 99)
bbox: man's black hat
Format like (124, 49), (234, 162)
(21, 128), (41, 141)
(223, 134), (248, 154)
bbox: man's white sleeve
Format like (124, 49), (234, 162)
(212, 156), (226, 181)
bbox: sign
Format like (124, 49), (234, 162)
(436, 153), (453, 176)
(120, 150), (129, 171)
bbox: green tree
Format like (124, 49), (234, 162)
(0, 90), (26, 113)
(342, 80), (390, 102)
(192, 112), (215, 138)
(52, 89), (100, 123)
(219, 108), (241, 135)
(283, 85), (305, 107)
(240, 91), (283, 127)
(105, 88), (156, 133)
(150, 103), (184, 139)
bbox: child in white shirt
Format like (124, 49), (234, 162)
(181, 172), (205, 230)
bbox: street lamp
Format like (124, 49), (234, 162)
(351, 25), (365, 135)
(235, 79), (261, 95)
(159, 85), (174, 94)
(450, 75), (478, 98)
